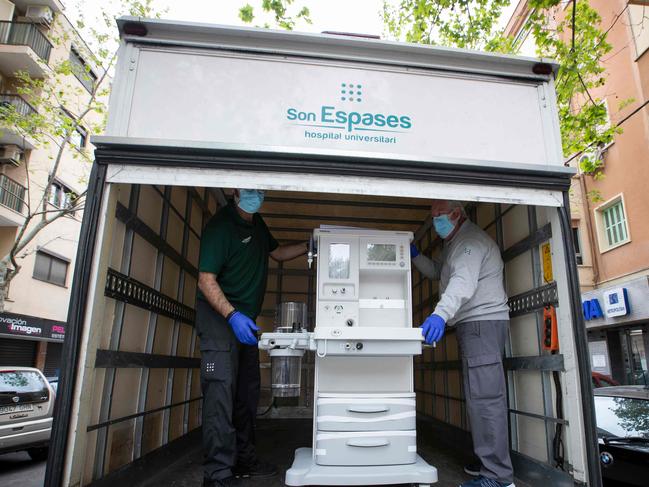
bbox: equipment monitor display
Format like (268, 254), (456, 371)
(329, 243), (350, 279)
(367, 243), (397, 262)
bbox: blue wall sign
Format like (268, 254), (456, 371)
(603, 288), (630, 318)
(583, 298), (604, 321)
(582, 288), (631, 321)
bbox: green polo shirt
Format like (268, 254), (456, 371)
(198, 202), (278, 319)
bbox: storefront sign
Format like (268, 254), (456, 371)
(602, 288), (630, 318)
(0, 312), (66, 341)
(581, 276), (649, 329)
(583, 298), (604, 320)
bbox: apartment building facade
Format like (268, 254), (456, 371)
(505, 0), (649, 386)
(0, 0), (101, 377)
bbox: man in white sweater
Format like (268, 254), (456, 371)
(411, 200), (514, 487)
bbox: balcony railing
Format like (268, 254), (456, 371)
(0, 173), (27, 214)
(0, 93), (37, 117)
(0, 21), (53, 63)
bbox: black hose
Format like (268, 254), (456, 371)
(257, 397), (275, 417)
(552, 350), (566, 470)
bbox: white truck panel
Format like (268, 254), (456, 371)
(110, 46), (556, 169)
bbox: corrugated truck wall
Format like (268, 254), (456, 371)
(504, 205), (546, 463)
(79, 184), (217, 484)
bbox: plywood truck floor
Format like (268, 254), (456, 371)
(144, 419), (531, 487)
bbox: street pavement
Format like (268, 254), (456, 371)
(0, 452), (46, 487)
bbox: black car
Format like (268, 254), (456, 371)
(594, 386), (649, 486)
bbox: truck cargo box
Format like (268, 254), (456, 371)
(45, 17), (600, 487)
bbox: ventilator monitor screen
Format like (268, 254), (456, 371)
(367, 243), (397, 262)
(329, 243), (350, 279)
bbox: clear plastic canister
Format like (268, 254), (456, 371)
(270, 348), (303, 397)
(270, 301), (308, 398)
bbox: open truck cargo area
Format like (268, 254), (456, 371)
(45, 17), (601, 487)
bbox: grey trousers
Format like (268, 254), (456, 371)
(456, 320), (514, 484)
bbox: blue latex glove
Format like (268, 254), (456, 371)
(227, 311), (260, 346)
(410, 243), (419, 258)
(420, 314), (446, 344)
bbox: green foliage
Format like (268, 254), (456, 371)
(529, 0), (562, 8)
(618, 97), (635, 111)
(383, 0), (628, 180)
(239, 0), (312, 30)
(578, 150), (605, 179)
(612, 397), (649, 438)
(528, 1), (621, 158)
(587, 189), (603, 202)
(73, 0), (167, 69)
(239, 4), (255, 23)
(383, 0), (511, 49)
(127, 0), (164, 18)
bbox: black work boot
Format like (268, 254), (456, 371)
(233, 458), (279, 478)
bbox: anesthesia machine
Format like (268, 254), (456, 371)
(259, 227), (438, 486)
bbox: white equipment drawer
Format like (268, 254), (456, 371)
(315, 430), (417, 466)
(316, 397), (416, 431)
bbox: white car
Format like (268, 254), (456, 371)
(0, 366), (54, 460)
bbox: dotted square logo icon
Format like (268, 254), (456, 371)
(340, 82), (362, 102)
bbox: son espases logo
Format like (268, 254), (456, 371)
(287, 106), (412, 133)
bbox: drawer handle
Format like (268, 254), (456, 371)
(346, 438), (390, 448)
(347, 405), (390, 413)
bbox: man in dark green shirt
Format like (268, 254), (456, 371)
(197, 189), (307, 487)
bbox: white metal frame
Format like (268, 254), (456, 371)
(105, 164), (564, 208)
(546, 207), (589, 484)
(62, 183), (118, 487)
(116, 16), (558, 81)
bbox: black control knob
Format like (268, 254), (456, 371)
(356, 342), (363, 350)
(346, 319), (354, 327)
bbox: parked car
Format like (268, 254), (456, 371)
(0, 367), (54, 460)
(592, 371), (620, 388)
(594, 386), (649, 486)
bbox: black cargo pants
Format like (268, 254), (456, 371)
(196, 299), (260, 481)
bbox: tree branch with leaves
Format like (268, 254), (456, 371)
(383, 0), (628, 182)
(239, 0), (312, 30)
